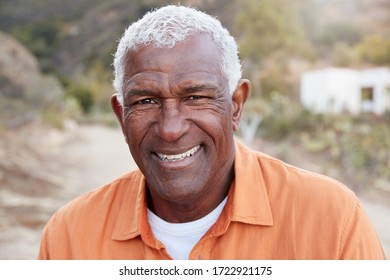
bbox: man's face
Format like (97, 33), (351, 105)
(113, 34), (247, 210)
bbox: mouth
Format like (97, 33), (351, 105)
(155, 145), (201, 162)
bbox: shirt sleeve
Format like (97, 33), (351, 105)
(37, 225), (50, 260)
(338, 198), (386, 259)
(37, 209), (71, 260)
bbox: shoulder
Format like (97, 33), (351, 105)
(38, 170), (145, 259)
(235, 139), (357, 205)
(243, 146), (359, 215)
(234, 142), (386, 259)
(46, 170), (143, 229)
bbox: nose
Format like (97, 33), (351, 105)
(157, 100), (190, 142)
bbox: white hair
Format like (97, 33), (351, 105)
(113, 5), (242, 105)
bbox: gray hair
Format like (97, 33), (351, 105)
(113, 5), (242, 105)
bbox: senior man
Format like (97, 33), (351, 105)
(38, 5), (385, 260)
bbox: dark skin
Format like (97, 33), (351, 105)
(112, 33), (250, 223)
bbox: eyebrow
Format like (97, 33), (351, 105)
(126, 88), (159, 96)
(180, 84), (218, 94)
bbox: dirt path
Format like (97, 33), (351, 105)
(0, 124), (389, 259)
(0, 124), (137, 259)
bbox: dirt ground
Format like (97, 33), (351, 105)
(0, 124), (137, 259)
(0, 124), (389, 259)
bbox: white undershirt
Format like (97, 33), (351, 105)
(147, 197), (227, 260)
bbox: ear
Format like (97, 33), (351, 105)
(111, 94), (128, 143)
(231, 79), (250, 132)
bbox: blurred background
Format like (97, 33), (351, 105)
(0, 0), (389, 259)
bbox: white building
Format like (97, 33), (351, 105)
(300, 67), (390, 115)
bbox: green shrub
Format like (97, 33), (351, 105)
(11, 20), (62, 72)
(259, 92), (313, 139)
(65, 83), (94, 114)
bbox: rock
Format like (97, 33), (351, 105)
(0, 31), (64, 128)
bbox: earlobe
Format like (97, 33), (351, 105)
(231, 79), (250, 132)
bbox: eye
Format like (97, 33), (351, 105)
(188, 95), (206, 100)
(135, 98), (157, 105)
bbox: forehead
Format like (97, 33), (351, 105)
(123, 34), (223, 85)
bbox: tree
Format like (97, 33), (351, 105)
(234, 0), (306, 63)
(234, 0), (309, 98)
(356, 35), (390, 65)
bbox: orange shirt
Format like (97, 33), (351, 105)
(38, 140), (386, 259)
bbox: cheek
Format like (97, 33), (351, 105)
(205, 108), (233, 133)
(192, 110), (234, 145)
(123, 113), (154, 148)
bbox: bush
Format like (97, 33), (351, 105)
(259, 92), (313, 139)
(255, 93), (390, 191)
(355, 35), (390, 65)
(11, 20), (62, 72)
(298, 114), (390, 190)
(65, 83), (94, 114)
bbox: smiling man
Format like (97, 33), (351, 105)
(38, 5), (385, 260)
(112, 32), (245, 225)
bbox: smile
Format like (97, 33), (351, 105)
(155, 145), (200, 162)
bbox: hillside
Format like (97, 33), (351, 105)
(0, 0), (241, 76)
(0, 31), (63, 128)
(0, 0), (141, 75)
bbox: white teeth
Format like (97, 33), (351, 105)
(156, 145), (200, 161)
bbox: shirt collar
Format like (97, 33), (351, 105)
(111, 138), (273, 241)
(111, 172), (147, 241)
(230, 139), (273, 226)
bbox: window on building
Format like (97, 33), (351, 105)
(361, 87), (374, 101)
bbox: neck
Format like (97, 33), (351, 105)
(147, 165), (234, 223)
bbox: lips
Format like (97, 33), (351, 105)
(155, 145), (201, 162)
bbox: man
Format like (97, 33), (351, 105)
(38, 5), (385, 260)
